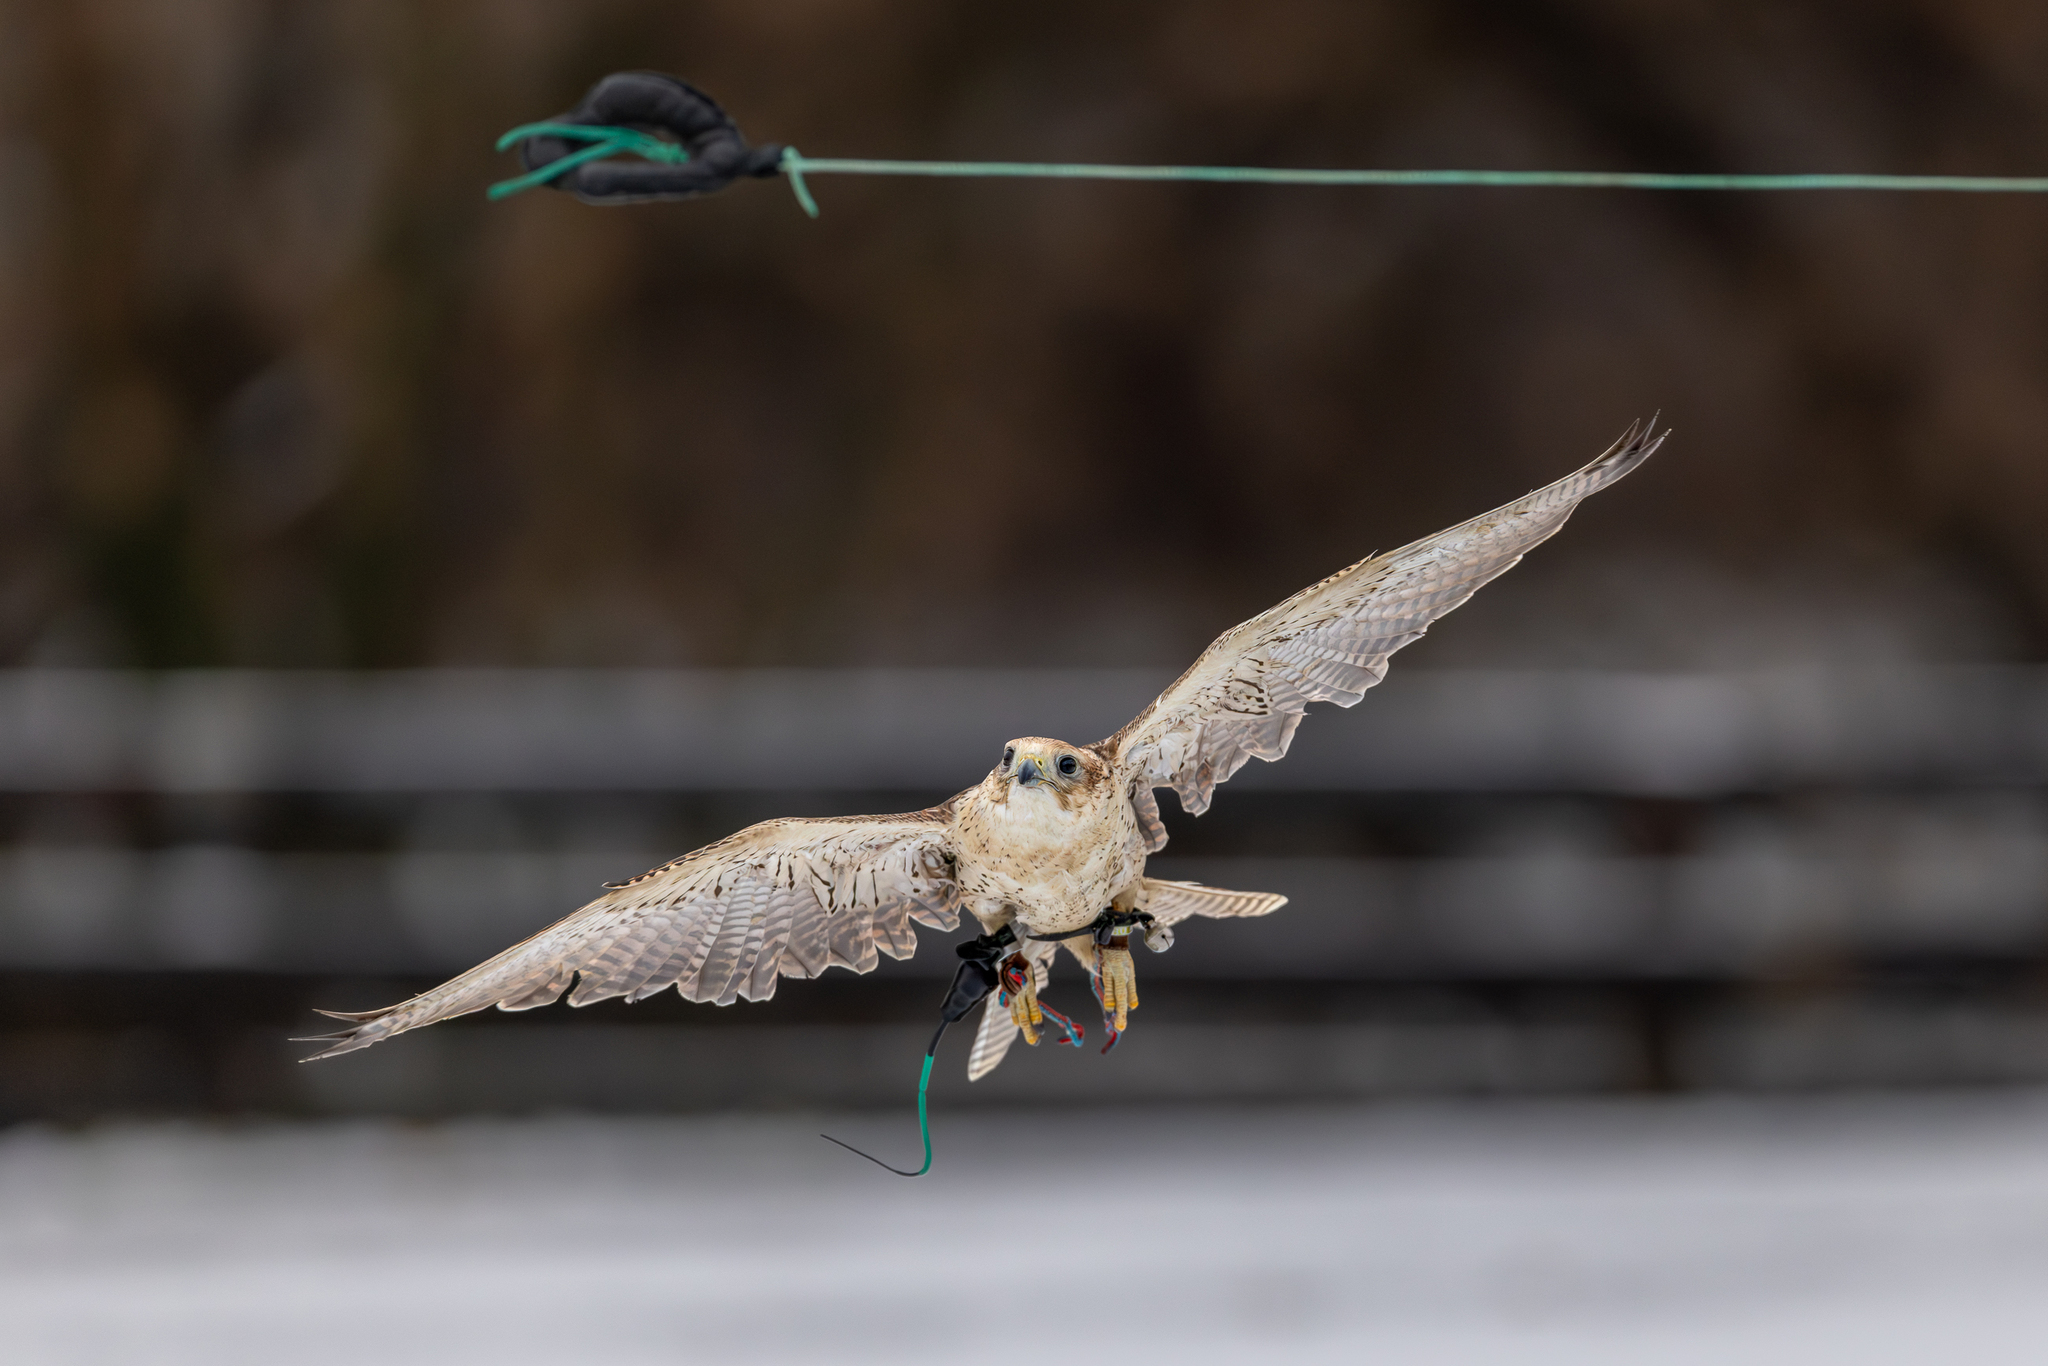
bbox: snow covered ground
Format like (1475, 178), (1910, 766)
(7, 1093), (2048, 1365)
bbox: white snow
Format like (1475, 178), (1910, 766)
(7, 1093), (2048, 1365)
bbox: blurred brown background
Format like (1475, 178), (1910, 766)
(4, 0), (2048, 1122)
(9, 0), (2048, 672)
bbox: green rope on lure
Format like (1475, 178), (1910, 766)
(494, 120), (2048, 217)
(487, 122), (688, 200)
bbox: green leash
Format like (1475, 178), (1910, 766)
(490, 120), (2048, 218)
(821, 1047), (936, 1177)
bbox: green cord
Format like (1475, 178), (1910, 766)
(783, 159), (2048, 191)
(778, 153), (2048, 216)
(820, 1051), (936, 1176)
(911, 1051), (934, 1175)
(497, 123), (2048, 216)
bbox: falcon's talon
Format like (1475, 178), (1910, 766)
(1009, 994), (1041, 1045)
(998, 952), (1043, 1045)
(1098, 940), (1139, 1031)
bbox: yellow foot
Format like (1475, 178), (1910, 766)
(1001, 953), (1042, 1045)
(1098, 942), (1139, 1031)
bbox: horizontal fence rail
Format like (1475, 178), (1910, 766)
(1, 666), (2046, 794)
(3, 839), (2045, 976)
(5, 667), (2048, 1107)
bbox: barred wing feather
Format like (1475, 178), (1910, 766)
(1107, 422), (1663, 814)
(299, 807), (962, 1059)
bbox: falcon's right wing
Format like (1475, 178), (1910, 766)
(300, 803), (965, 1059)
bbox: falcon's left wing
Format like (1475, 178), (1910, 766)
(1107, 421), (1662, 817)
(300, 805), (962, 1059)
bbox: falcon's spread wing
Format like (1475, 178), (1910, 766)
(300, 806), (962, 1059)
(1107, 422), (1663, 816)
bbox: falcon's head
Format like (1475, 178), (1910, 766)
(987, 736), (1111, 812)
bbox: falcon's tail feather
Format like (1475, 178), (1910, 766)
(966, 997), (1018, 1082)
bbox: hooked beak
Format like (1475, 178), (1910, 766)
(1015, 755), (1043, 786)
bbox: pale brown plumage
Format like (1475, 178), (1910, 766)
(301, 422), (1663, 1071)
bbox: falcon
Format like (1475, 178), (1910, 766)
(301, 422), (1662, 1080)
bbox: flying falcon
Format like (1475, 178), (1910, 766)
(301, 422), (1662, 1080)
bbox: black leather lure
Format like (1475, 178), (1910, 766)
(512, 72), (785, 203)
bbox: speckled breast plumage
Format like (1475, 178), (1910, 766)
(950, 769), (1147, 936)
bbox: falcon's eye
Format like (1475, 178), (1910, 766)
(1057, 754), (1079, 777)
(1002, 747), (1015, 769)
